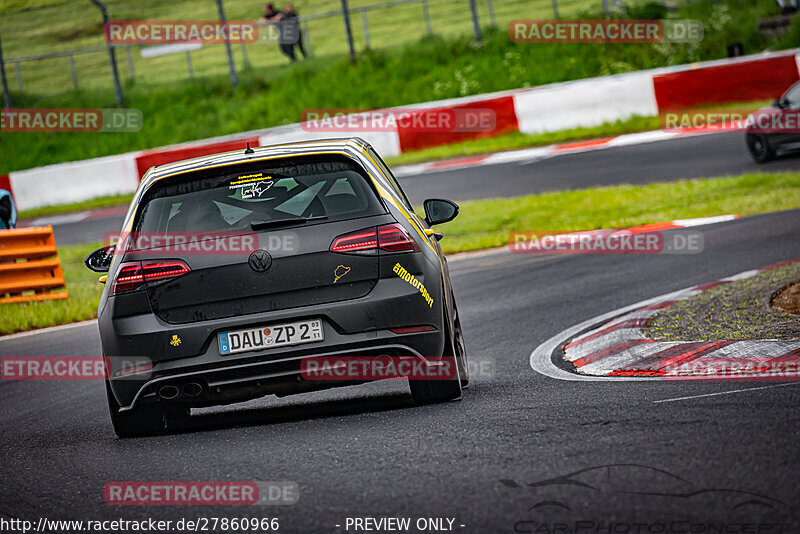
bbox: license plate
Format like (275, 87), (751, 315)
(218, 319), (323, 356)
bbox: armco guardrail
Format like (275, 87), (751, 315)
(0, 226), (69, 304)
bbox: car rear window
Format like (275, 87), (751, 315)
(134, 156), (385, 235)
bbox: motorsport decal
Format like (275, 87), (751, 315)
(333, 265), (351, 284)
(228, 172), (276, 199)
(393, 263), (433, 307)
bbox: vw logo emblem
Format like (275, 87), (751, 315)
(248, 250), (272, 272)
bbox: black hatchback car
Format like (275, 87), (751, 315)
(86, 138), (468, 437)
(746, 81), (800, 163)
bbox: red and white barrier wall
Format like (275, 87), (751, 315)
(9, 154), (140, 212)
(5, 48), (799, 211)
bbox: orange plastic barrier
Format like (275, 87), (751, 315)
(0, 226), (68, 304)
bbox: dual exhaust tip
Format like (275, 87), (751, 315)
(158, 382), (202, 400)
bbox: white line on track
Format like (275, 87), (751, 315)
(528, 288), (688, 381)
(527, 245), (775, 381)
(0, 319), (97, 342)
(652, 383), (800, 404)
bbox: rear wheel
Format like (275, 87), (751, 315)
(746, 133), (774, 163)
(106, 381), (187, 438)
(409, 298), (464, 405)
(453, 303), (469, 388)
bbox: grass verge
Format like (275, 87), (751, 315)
(433, 171), (800, 253)
(2, 171), (799, 335)
(644, 262), (800, 340)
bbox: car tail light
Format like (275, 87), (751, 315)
(111, 260), (190, 295)
(330, 224), (420, 254)
(112, 262), (145, 295)
(142, 260), (191, 283)
(330, 228), (379, 253)
(378, 223), (420, 253)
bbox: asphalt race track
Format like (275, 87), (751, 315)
(29, 130), (800, 246)
(2, 207), (800, 530)
(401, 130), (800, 205)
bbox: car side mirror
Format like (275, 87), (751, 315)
(85, 245), (115, 272)
(423, 198), (459, 226)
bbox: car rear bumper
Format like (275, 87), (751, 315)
(111, 337), (449, 411)
(98, 249), (449, 409)
(102, 274), (447, 410)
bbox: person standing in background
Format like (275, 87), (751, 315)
(280, 3), (307, 61)
(258, 3), (289, 59)
(261, 2), (307, 62)
(259, 3), (281, 25)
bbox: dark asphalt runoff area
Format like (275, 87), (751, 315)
(32, 130), (800, 246)
(401, 130), (800, 204)
(2, 209), (800, 531)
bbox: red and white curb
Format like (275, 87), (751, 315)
(620, 214), (739, 234)
(392, 126), (736, 177)
(530, 259), (800, 382)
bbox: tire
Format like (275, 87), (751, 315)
(746, 133), (774, 163)
(453, 302), (470, 388)
(408, 298), (464, 405)
(106, 381), (187, 438)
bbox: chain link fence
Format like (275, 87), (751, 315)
(1, 0), (617, 98)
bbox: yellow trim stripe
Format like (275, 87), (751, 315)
(360, 148), (439, 256)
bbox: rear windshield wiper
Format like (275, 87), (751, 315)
(250, 215), (327, 230)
